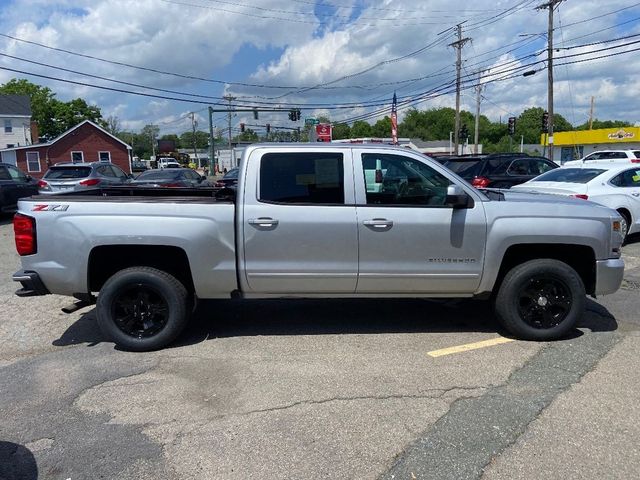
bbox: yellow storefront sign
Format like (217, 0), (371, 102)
(540, 127), (640, 146)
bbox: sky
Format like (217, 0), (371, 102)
(0, 0), (639, 138)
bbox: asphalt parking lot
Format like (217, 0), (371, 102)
(0, 216), (638, 480)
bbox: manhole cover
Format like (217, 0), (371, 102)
(622, 279), (640, 290)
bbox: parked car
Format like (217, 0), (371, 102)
(563, 150), (640, 166)
(38, 162), (131, 193)
(131, 167), (213, 188)
(131, 160), (149, 172)
(511, 164), (640, 240)
(443, 154), (559, 188)
(0, 163), (39, 213)
(214, 167), (239, 189)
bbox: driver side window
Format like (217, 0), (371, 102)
(361, 153), (451, 206)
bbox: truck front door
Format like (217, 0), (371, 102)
(354, 150), (487, 294)
(241, 149), (358, 294)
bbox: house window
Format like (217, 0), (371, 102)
(4, 119), (12, 133)
(71, 151), (84, 163)
(26, 152), (41, 173)
(98, 151), (111, 162)
(6, 144), (14, 148)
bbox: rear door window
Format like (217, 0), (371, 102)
(259, 152), (344, 204)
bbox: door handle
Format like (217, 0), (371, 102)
(632, 193), (640, 197)
(248, 217), (279, 229)
(363, 218), (393, 229)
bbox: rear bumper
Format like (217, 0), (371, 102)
(595, 258), (625, 295)
(13, 270), (51, 297)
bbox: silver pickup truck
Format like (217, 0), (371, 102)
(12, 144), (625, 350)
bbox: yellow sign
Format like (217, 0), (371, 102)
(540, 127), (640, 146)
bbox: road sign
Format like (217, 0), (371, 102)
(305, 118), (319, 126)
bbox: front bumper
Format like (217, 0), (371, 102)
(595, 258), (625, 295)
(13, 270), (51, 297)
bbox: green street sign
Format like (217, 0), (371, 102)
(305, 118), (319, 126)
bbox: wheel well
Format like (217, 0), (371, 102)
(617, 208), (631, 223)
(495, 244), (596, 295)
(88, 245), (194, 294)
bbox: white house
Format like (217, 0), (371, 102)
(0, 95), (32, 152)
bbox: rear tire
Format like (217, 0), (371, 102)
(96, 267), (189, 351)
(495, 259), (585, 340)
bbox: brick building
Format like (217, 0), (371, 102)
(0, 120), (132, 178)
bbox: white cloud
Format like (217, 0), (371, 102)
(0, 0), (638, 134)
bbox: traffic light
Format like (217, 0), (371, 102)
(459, 124), (469, 140)
(266, 123), (270, 133)
(541, 111), (549, 133)
(508, 117), (516, 136)
(289, 109), (301, 121)
(240, 123), (245, 133)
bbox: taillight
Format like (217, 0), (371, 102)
(472, 176), (491, 188)
(37, 180), (50, 191)
(571, 194), (589, 200)
(13, 213), (37, 256)
(162, 182), (182, 187)
(79, 178), (101, 186)
(631, 159), (640, 163)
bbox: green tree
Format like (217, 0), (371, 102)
(371, 116), (392, 138)
(351, 120), (372, 137)
(179, 130), (209, 149)
(331, 122), (351, 140)
(575, 119), (632, 130)
(236, 129), (259, 142)
(0, 78), (105, 140)
(515, 107), (572, 144)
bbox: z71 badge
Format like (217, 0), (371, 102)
(32, 204), (70, 212)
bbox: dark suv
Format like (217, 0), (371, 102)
(443, 154), (559, 189)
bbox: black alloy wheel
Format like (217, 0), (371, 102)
(111, 284), (169, 338)
(516, 275), (572, 329)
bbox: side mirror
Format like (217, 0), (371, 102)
(445, 184), (470, 209)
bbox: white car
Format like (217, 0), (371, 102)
(512, 164), (640, 240)
(563, 149), (640, 166)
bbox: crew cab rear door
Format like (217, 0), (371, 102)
(240, 148), (358, 294)
(353, 149), (487, 294)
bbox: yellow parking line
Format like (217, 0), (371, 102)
(427, 337), (515, 358)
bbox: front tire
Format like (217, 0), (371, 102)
(96, 267), (189, 351)
(495, 259), (585, 340)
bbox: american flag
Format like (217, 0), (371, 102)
(391, 92), (398, 145)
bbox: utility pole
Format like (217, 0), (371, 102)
(223, 94), (236, 164)
(450, 23), (471, 156)
(473, 70), (486, 155)
(208, 107), (215, 173)
(588, 95), (595, 130)
(537, 0), (564, 162)
(189, 112), (199, 168)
